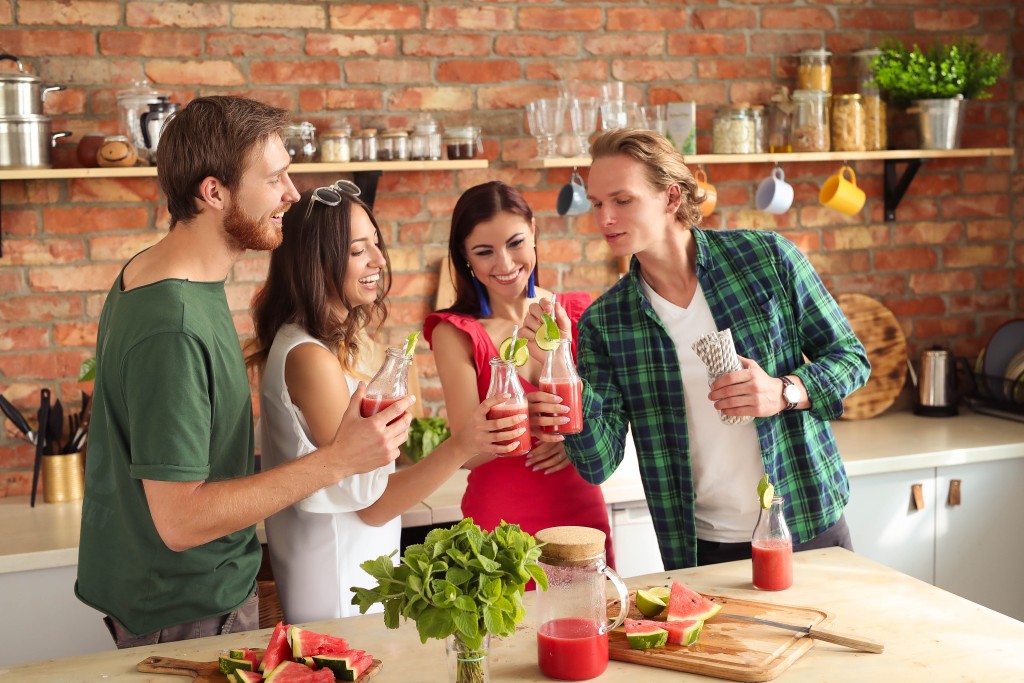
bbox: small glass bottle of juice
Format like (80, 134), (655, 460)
(360, 347), (411, 422)
(539, 339), (583, 435)
(752, 494), (793, 591)
(486, 356), (532, 457)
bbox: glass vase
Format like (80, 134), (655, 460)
(445, 633), (490, 683)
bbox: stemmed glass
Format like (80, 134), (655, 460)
(569, 97), (598, 157)
(527, 98), (565, 159)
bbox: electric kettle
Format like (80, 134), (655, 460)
(140, 99), (179, 164)
(911, 347), (958, 417)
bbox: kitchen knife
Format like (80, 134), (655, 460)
(720, 613), (884, 653)
(0, 394), (35, 444)
(30, 389), (50, 507)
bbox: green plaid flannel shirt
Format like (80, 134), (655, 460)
(566, 228), (870, 570)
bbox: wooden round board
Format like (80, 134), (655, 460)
(835, 293), (908, 420)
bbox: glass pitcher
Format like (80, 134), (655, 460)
(534, 526), (629, 681)
(360, 347), (411, 422)
(486, 356), (531, 457)
(539, 339), (583, 435)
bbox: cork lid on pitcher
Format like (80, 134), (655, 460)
(536, 526), (606, 565)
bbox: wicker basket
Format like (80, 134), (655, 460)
(258, 580), (285, 629)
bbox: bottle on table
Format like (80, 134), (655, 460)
(360, 347), (411, 423)
(539, 339), (583, 435)
(486, 356), (531, 457)
(752, 494), (793, 591)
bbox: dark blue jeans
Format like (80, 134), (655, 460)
(696, 514), (853, 567)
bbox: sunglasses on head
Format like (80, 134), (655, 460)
(305, 179), (361, 219)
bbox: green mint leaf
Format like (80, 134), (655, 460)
(453, 611), (480, 641)
(454, 595), (476, 613)
(384, 598), (401, 630)
(416, 605), (456, 643)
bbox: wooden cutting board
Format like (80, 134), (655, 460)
(835, 293), (908, 420)
(137, 652), (382, 682)
(608, 590), (835, 683)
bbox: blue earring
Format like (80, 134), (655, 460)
(469, 267), (492, 317)
(527, 268), (536, 298)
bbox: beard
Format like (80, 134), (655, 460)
(223, 201), (284, 252)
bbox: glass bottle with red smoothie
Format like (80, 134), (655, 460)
(486, 356), (532, 457)
(752, 494), (793, 591)
(539, 338), (583, 435)
(360, 347), (411, 422)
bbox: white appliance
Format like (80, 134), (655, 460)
(608, 430), (665, 578)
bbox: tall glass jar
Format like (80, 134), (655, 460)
(351, 128), (378, 161)
(444, 125), (482, 159)
(318, 128), (350, 163)
(486, 357), (531, 457)
(752, 495), (793, 591)
(768, 102), (793, 153)
(796, 48), (832, 92)
(410, 113), (442, 160)
(534, 526), (629, 681)
(378, 128), (409, 161)
(790, 90), (830, 152)
(712, 105), (755, 154)
(282, 122), (317, 162)
(750, 105), (767, 153)
(831, 94), (866, 152)
(539, 339), (583, 435)
(360, 347), (411, 420)
(853, 48), (887, 151)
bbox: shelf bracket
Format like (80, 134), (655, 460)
(883, 158), (922, 222)
(352, 170), (383, 209)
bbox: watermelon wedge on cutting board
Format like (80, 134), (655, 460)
(137, 651), (382, 682)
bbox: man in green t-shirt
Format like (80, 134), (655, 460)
(75, 96), (416, 647)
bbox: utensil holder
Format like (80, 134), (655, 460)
(42, 452), (84, 503)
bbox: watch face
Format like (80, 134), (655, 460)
(784, 383), (800, 404)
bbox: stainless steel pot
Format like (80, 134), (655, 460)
(0, 54), (65, 116)
(0, 115), (72, 168)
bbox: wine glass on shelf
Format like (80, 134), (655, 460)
(569, 97), (598, 158)
(526, 98), (565, 159)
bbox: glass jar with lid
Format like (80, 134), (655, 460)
(318, 128), (350, 163)
(378, 128), (409, 161)
(749, 105), (767, 153)
(831, 94), (866, 152)
(444, 125), (482, 160)
(712, 105), (756, 154)
(790, 90), (830, 152)
(853, 49), (887, 151)
(351, 128), (378, 161)
(282, 121), (317, 162)
(796, 48), (832, 93)
(410, 113), (442, 160)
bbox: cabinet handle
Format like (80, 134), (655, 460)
(911, 483), (925, 510)
(948, 479), (961, 506)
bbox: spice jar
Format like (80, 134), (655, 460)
(282, 122), (317, 162)
(790, 90), (830, 152)
(712, 105), (756, 154)
(378, 128), (409, 161)
(831, 94), (866, 152)
(796, 48), (832, 93)
(853, 48), (887, 151)
(351, 128), (377, 162)
(409, 113), (442, 160)
(443, 125), (482, 160)
(318, 128), (350, 163)
(750, 105), (767, 153)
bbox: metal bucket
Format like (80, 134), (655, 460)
(910, 96), (965, 150)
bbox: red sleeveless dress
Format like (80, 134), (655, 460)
(424, 292), (614, 567)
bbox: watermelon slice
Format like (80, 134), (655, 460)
(342, 654), (375, 682)
(261, 621), (293, 673)
(231, 648), (261, 670)
(630, 618), (704, 647)
(310, 650), (366, 679)
(624, 618), (668, 649)
(264, 660), (334, 682)
(228, 671), (265, 683)
(289, 626), (350, 659)
(219, 655), (255, 676)
(666, 580), (721, 622)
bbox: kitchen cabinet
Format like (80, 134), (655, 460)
(845, 456), (1024, 621)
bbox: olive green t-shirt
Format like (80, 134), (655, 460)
(75, 267), (260, 635)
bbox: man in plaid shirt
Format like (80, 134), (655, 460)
(527, 130), (869, 570)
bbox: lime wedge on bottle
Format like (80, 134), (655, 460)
(498, 336), (529, 367)
(404, 331), (420, 358)
(635, 586), (671, 618)
(757, 473), (775, 510)
(535, 312), (561, 352)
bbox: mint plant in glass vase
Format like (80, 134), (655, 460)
(352, 519), (547, 683)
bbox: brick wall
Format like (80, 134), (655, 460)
(0, 1), (1021, 494)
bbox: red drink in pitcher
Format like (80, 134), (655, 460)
(537, 618), (608, 680)
(539, 379), (583, 434)
(752, 539), (793, 591)
(487, 402), (531, 457)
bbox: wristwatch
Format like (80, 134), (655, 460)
(780, 376), (800, 412)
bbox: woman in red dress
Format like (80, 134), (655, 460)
(425, 181), (614, 566)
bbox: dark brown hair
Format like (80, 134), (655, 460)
(444, 181), (537, 317)
(158, 96), (290, 229)
(246, 189), (391, 376)
(590, 128), (704, 228)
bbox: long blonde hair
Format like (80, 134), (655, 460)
(590, 128), (704, 228)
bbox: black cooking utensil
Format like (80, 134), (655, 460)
(30, 388), (50, 507)
(48, 399), (63, 455)
(0, 394), (35, 444)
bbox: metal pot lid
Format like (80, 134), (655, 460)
(0, 53), (42, 84)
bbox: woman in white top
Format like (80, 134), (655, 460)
(247, 181), (526, 622)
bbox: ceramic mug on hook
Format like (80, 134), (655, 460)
(695, 169), (717, 217)
(557, 170), (591, 217)
(819, 165), (866, 216)
(756, 166), (795, 214)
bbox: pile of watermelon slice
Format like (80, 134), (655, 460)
(219, 622), (375, 682)
(624, 580), (722, 650)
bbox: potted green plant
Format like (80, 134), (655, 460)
(352, 518), (547, 683)
(870, 39), (1006, 149)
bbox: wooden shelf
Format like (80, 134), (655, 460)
(0, 158), (488, 181)
(516, 148), (1014, 169)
